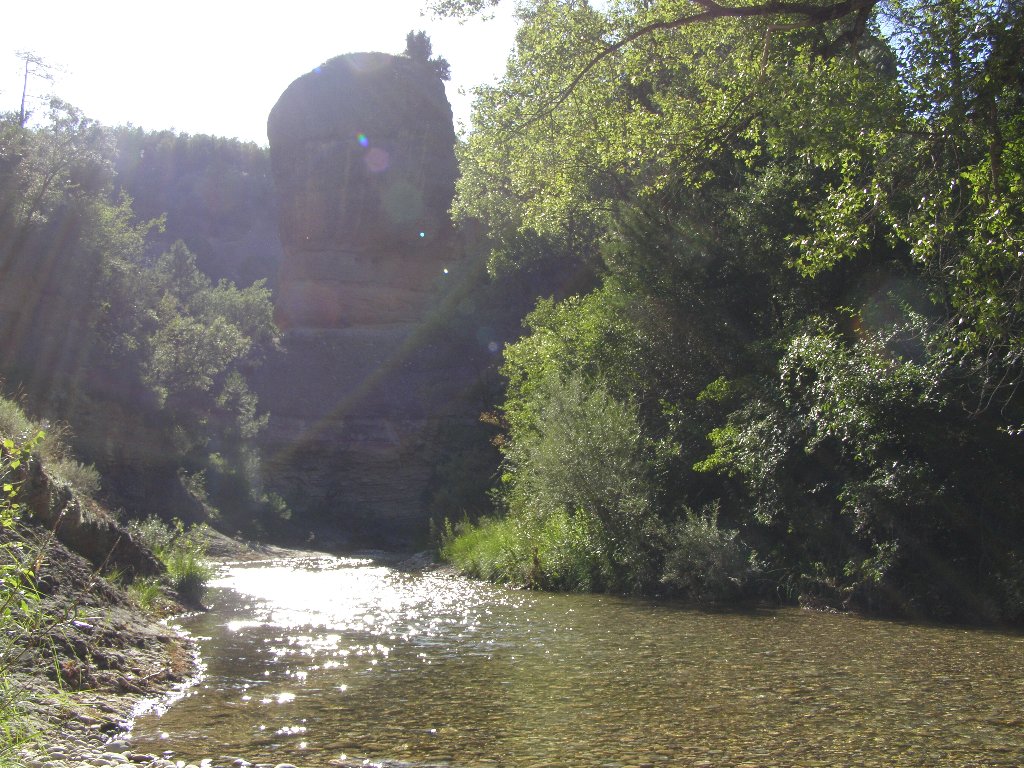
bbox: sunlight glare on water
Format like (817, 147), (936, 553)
(131, 553), (1024, 768)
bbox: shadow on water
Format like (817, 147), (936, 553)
(131, 551), (1024, 768)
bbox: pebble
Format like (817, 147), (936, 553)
(19, 703), (272, 768)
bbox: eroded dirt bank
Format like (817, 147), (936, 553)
(5, 518), (199, 768)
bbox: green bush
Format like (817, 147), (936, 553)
(128, 517), (213, 604)
(443, 373), (669, 593)
(127, 516), (175, 556)
(660, 504), (753, 603)
(127, 577), (165, 611)
(503, 373), (663, 591)
(442, 509), (615, 593)
(0, 395), (101, 498)
(47, 458), (101, 498)
(104, 567), (169, 613)
(526, 508), (606, 592)
(0, 399), (34, 444)
(441, 515), (524, 582)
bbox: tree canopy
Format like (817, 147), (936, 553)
(0, 103), (282, 533)
(442, 0), (1024, 622)
(404, 30), (452, 80)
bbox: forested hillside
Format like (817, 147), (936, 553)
(440, 0), (1024, 623)
(0, 102), (284, 533)
(111, 128), (281, 287)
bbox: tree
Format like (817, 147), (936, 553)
(442, 0), (1024, 620)
(0, 100), (113, 256)
(498, 370), (665, 590)
(0, 104), (280, 531)
(403, 30), (452, 80)
(14, 51), (54, 127)
(404, 30), (434, 61)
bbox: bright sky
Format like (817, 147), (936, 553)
(1, 0), (519, 146)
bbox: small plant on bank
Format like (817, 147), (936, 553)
(103, 567), (169, 612)
(0, 395), (100, 498)
(46, 457), (101, 498)
(127, 576), (165, 611)
(128, 517), (213, 604)
(0, 400), (34, 444)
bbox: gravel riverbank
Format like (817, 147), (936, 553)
(8, 525), (210, 768)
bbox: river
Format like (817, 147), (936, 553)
(130, 552), (1024, 767)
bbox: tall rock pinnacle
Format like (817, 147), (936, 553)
(267, 51), (459, 329)
(257, 51), (474, 547)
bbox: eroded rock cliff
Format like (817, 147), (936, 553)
(259, 52), (474, 547)
(268, 52), (458, 330)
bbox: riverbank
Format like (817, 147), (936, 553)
(12, 531), (424, 768)
(4, 517), (201, 768)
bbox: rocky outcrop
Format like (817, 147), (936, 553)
(13, 452), (164, 577)
(253, 324), (490, 547)
(260, 52), (476, 547)
(268, 51), (458, 330)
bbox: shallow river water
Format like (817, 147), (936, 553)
(131, 553), (1024, 768)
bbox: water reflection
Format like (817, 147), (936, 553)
(132, 554), (1024, 767)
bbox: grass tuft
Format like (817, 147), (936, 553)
(127, 517), (213, 604)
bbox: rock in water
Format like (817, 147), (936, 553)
(267, 51), (458, 329)
(260, 52), (474, 546)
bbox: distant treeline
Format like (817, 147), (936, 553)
(111, 126), (281, 287)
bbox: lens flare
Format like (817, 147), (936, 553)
(356, 133), (369, 147)
(365, 147), (389, 173)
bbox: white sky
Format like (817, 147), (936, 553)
(1, 0), (519, 146)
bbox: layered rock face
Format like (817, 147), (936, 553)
(258, 52), (474, 547)
(268, 52), (458, 329)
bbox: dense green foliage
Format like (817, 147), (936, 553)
(126, 516), (213, 604)
(442, 0), (1024, 622)
(403, 31), (452, 81)
(0, 101), (282, 532)
(0, 428), (42, 764)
